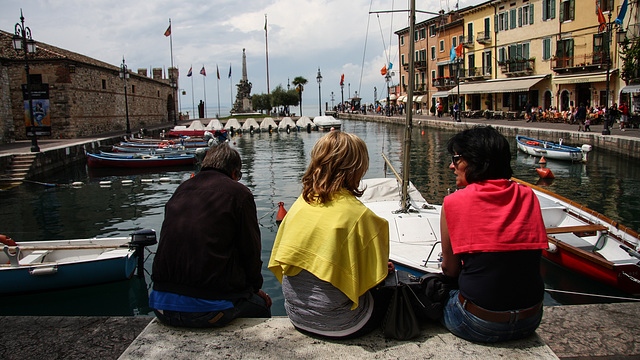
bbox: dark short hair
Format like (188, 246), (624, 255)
(446, 126), (512, 183)
(201, 143), (241, 177)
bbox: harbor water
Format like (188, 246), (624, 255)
(1, 119), (639, 317)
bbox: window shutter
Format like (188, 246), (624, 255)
(559, 1), (564, 21)
(494, 14), (498, 32)
(530, 4), (534, 24)
(511, 9), (517, 29)
(543, 0), (548, 20)
(505, 11), (509, 31)
(518, 7), (523, 27)
(570, 0), (575, 20)
(523, 43), (530, 59)
(550, 0), (555, 19)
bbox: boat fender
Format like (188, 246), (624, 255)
(0, 235), (17, 246)
(30, 266), (58, 276)
(276, 202), (288, 225)
(71, 181), (84, 187)
(581, 144), (593, 153)
(99, 180), (112, 186)
(546, 242), (558, 254)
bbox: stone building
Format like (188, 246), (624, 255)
(0, 29), (177, 145)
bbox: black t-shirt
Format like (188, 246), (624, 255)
(458, 250), (544, 311)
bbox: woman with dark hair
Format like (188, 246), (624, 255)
(440, 126), (548, 343)
(269, 131), (390, 339)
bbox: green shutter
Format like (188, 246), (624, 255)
(518, 7), (523, 27)
(559, 1), (564, 21)
(543, 0), (548, 20)
(530, 4), (534, 24)
(551, 0), (555, 19)
(570, 0), (575, 20)
(494, 14), (498, 32)
(511, 9), (517, 29)
(523, 43), (530, 59)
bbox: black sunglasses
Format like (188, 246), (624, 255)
(451, 154), (463, 166)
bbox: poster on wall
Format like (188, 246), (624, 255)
(22, 83), (52, 137)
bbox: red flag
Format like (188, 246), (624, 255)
(340, 74), (344, 85)
(597, 3), (607, 32)
(200, 66), (206, 76)
(164, 25), (171, 37)
(380, 65), (387, 76)
(455, 42), (463, 57)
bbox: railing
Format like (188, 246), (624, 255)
(552, 53), (609, 70)
(500, 59), (534, 75)
(476, 31), (491, 44)
(432, 76), (457, 87)
(462, 67), (490, 79)
(459, 35), (474, 48)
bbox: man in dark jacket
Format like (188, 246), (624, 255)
(150, 143), (271, 328)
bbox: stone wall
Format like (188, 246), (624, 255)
(4, 59), (174, 142)
(0, 64), (12, 143)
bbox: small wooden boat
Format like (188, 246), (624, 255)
(87, 152), (197, 168)
(516, 135), (592, 162)
(515, 178), (640, 295)
(0, 230), (157, 294)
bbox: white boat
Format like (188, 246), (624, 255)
(295, 116), (316, 131)
(313, 115), (342, 131)
(278, 117), (297, 132)
(0, 229), (157, 294)
(205, 119), (224, 131)
(224, 118), (242, 132)
(260, 117), (278, 132)
(242, 118), (260, 133)
(516, 135), (592, 162)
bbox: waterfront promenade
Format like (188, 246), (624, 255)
(1, 116), (640, 359)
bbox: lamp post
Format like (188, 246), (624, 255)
(316, 67), (322, 116)
(455, 57), (462, 122)
(385, 72), (391, 116)
(119, 57), (131, 136)
(330, 91), (335, 109)
(602, 13), (627, 135)
(13, 10), (39, 152)
(340, 82), (344, 111)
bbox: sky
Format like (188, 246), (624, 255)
(1, 0), (485, 116)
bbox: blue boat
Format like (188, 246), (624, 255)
(516, 135), (592, 162)
(0, 230), (156, 294)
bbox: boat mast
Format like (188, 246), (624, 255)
(401, 0), (416, 212)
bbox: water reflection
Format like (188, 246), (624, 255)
(1, 119), (639, 317)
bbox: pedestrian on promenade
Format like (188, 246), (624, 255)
(575, 103), (587, 131)
(269, 131), (391, 340)
(440, 126), (547, 343)
(584, 117), (591, 132)
(619, 102), (629, 131)
(608, 103), (619, 131)
(149, 143), (272, 328)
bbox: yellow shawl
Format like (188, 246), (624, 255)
(268, 191), (389, 309)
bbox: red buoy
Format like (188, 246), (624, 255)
(536, 167), (555, 179)
(0, 235), (17, 246)
(539, 156), (547, 164)
(276, 202), (287, 224)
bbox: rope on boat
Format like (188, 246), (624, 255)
(258, 204), (279, 228)
(545, 288), (640, 302)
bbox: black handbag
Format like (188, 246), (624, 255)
(382, 271), (422, 340)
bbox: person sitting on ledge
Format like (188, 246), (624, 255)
(440, 126), (548, 343)
(149, 143), (271, 328)
(269, 131), (391, 340)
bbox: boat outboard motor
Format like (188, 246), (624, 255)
(130, 229), (157, 278)
(581, 144), (593, 153)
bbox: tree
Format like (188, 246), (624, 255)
(620, 37), (640, 85)
(292, 76), (308, 116)
(252, 93), (272, 113)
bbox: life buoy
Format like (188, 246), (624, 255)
(526, 140), (539, 146)
(167, 141), (175, 146)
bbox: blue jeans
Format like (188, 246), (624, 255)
(442, 290), (542, 343)
(154, 293), (271, 328)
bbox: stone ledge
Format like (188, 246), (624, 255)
(119, 317), (558, 360)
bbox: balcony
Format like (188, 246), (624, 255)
(461, 67), (491, 80)
(476, 31), (491, 45)
(552, 52), (608, 73)
(432, 76), (457, 88)
(500, 59), (535, 76)
(403, 61), (428, 71)
(459, 35), (474, 48)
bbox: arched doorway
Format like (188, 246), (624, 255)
(561, 90), (570, 111)
(544, 90), (552, 110)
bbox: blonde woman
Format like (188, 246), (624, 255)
(269, 131), (390, 339)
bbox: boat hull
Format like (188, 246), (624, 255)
(0, 237), (139, 294)
(516, 135), (587, 162)
(87, 153), (197, 168)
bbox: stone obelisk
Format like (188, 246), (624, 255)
(231, 49), (253, 114)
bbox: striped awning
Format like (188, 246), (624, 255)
(449, 75), (547, 95)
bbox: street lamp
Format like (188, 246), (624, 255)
(340, 82), (344, 111)
(13, 10), (39, 152)
(385, 72), (391, 116)
(330, 91), (335, 109)
(602, 13), (626, 135)
(316, 67), (322, 116)
(119, 57), (131, 136)
(453, 58), (462, 122)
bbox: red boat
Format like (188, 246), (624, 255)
(515, 179), (640, 295)
(86, 152), (197, 168)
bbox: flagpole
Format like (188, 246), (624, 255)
(229, 64), (233, 112)
(265, 14), (270, 95)
(216, 65), (221, 118)
(203, 66), (207, 118)
(168, 18), (177, 125)
(190, 65), (195, 119)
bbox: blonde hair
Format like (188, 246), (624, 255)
(301, 131), (369, 204)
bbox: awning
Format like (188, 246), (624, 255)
(553, 70), (615, 85)
(621, 84), (640, 94)
(416, 95), (426, 102)
(448, 75), (547, 95)
(397, 95), (406, 102)
(389, 94), (397, 100)
(433, 91), (450, 98)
